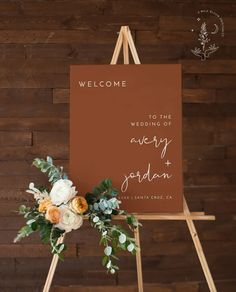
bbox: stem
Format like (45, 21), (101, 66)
(49, 227), (60, 254)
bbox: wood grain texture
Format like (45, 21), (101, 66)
(0, 0), (235, 291)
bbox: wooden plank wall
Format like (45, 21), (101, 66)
(0, 0), (236, 291)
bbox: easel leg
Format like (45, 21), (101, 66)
(110, 26), (124, 65)
(122, 26), (129, 64)
(184, 198), (217, 292)
(43, 235), (65, 292)
(134, 224), (144, 292)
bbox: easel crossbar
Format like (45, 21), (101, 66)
(81, 212), (215, 221)
(114, 213), (215, 221)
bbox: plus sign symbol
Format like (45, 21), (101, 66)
(165, 160), (172, 167)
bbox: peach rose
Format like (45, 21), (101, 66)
(45, 206), (61, 224)
(70, 196), (88, 214)
(38, 197), (52, 213)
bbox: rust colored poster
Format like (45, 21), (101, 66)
(70, 64), (183, 213)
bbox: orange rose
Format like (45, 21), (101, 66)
(45, 206), (61, 224)
(38, 197), (52, 213)
(71, 196), (88, 214)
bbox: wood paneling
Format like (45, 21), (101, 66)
(0, 0), (235, 291)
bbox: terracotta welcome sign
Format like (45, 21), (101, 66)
(70, 64), (183, 213)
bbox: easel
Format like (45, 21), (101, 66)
(43, 26), (217, 292)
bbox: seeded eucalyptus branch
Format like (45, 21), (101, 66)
(86, 179), (140, 273)
(33, 156), (68, 184)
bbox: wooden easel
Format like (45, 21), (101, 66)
(43, 26), (217, 292)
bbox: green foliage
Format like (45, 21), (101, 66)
(15, 157), (68, 259)
(39, 222), (52, 243)
(14, 204), (66, 259)
(49, 228), (66, 259)
(86, 179), (118, 205)
(18, 205), (31, 215)
(125, 213), (141, 228)
(89, 212), (139, 274)
(87, 179), (140, 274)
(14, 225), (34, 243)
(14, 204), (50, 242)
(33, 156), (68, 184)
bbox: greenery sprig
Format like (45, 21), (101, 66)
(86, 180), (140, 273)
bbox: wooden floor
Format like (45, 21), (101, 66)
(0, 0), (236, 291)
(51, 281), (236, 292)
(52, 283), (200, 292)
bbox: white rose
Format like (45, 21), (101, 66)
(50, 179), (77, 206)
(55, 205), (83, 233)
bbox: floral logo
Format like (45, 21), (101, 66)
(191, 10), (224, 61)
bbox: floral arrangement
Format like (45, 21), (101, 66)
(14, 157), (140, 274)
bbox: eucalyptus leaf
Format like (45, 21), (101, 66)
(104, 246), (112, 256)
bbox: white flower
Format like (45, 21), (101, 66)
(50, 179), (77, 206)
(55, 205), (83, 233)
